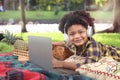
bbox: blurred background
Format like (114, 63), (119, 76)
(0, 0), (120, 52)
(0, 0), (116, 33)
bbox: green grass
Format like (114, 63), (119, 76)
(0, 32), (120, 52)
(93, 33), (120, 48)
(89, 11), (113, 20)
(16, 32), (120, 48)
(0, 42), (14, 53)
(0, 10), (113, 21)
(17, 32), (64, 42)
(0, 11), (21, 21)
(0, 11), (68, 21)
(25, 11), (68, 20)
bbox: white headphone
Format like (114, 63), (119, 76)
(64, 26), (69, 42)
(64, 25), (93, 41)
(87, 26), (93, 37)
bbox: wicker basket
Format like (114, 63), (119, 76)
(13, 40), (29, 61)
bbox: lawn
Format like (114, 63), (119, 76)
(89, 11), (113, 20)
(0, 11), (68, 21)
(93, 33), (120, 48)
(17, 32), (120, 48)
(0, 32), (120, 53)
(0, 10), (113, 22)
(0, 42), (14, 53)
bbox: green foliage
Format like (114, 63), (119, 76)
(0, 42), (14, 53)
(95, 0), (108, 7)
(1, 30), (23, 45)
(71, 0), (83, 4)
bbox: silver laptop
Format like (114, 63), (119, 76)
(28, 36), (77, 75)
(28, 36), (53, 71)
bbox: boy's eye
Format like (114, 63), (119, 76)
(79, 31), (85, 34)
(68, 31), (86, 36)
(69, 33), (74, 36)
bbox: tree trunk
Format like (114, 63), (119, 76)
(96, 0), (120, 33)
(12, 0), (15, 10)
(65, 0), (71, 11)
(20, 0), (27, 32)
(4, 0), (8, 10)
(112, 0), (120, 32)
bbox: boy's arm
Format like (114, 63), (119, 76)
(52, 41), (65, 46)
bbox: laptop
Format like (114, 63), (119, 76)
(28, 36), (78, 75)
(28, 36), (53, 71)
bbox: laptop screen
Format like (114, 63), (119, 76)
(28, 36), (53, 71)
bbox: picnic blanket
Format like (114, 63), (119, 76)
(0, 53), (94, 80)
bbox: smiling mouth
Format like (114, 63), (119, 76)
(74, 40), (82, 43)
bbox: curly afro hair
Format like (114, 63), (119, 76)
(58, 10), (95, 34)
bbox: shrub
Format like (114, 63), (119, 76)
(1, 30), (23, 45)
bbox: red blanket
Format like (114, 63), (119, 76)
(0, 53), (46, 80)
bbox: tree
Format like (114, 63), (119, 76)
(97, 0), (120, 33)
(20, 0), (27, 32)
(63, 0), (71, 11)
(29, 0), (37, 10)
(71, 0), (84, 10)
(84, 0), (93, 11)
(112, 0), (120, 32)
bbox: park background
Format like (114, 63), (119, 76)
(0, 0), (120, 52)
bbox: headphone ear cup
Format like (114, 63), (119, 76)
(87, 26), (93, 37)
(64, 33), (69, 42)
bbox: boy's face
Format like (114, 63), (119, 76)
(67, 24), (88, 47)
